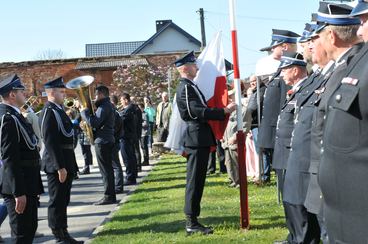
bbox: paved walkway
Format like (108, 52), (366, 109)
(0, 146), (155, 243)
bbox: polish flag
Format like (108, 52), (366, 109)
(165, 32), (229, 154)
(194, 31), (229, 140)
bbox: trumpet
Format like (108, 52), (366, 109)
(64, 97), (76, 108)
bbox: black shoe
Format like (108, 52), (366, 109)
(186, 223), (214, 235)
(185, 215), (213, 235)
(94, 197), (117, 205)
(79, 167), (90, 175)
(115, 188), (124, 194)
(63, 228), (84, 244)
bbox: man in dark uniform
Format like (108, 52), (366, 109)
(257, 29), (299, 183)
(119, 92), (138, 185)
(174, 51), (236, 235)
(0, 74), (44, 244)
(40, 77), (82, 243)
(81, 85), (116, 205)
(282, 4), (362, 243)
(318, 2), (368, 243)
(304, 3), (363, 243)
(272, 52), (309, 197)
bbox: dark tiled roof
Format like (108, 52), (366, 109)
(132, 22), (201, 54)
(75, 58), (148, 70)
(85, 41), (145, 57)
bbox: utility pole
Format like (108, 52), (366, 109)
(197, 8), (206, 49)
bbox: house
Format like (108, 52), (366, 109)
(85, 20), (202, 57)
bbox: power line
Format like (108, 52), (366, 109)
(205, 10), (306, 23)
(205, 20), (261, 54)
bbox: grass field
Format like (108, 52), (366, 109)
(93, 154), (288, 244)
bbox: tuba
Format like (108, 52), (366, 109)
(65, 75), (95, 145)
(64, 97), (76, 108)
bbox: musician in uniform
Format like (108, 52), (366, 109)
(174, 51), (236, 235)
(256, 29), (299, 183)
(39, 77), (82, 243)
(0, 74), (44, 244)
(81, 85), (116, 205)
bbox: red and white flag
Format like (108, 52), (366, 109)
(194, 31), (229, 140)
(165, 32), (229, 154)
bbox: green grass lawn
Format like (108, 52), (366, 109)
(92, 154), (288, 244)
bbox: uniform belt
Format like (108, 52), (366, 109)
(61, 144), (74, 150)
(19, 159), (40, 167)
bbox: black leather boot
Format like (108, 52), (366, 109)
(185, 215), (213, 235)
(79, 166), (90, 175)
(52, 229), (68, 244)
(63, 228), (84, 244)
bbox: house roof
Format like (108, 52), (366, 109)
(132, 21), (202, 54)
(75, 58), (148, 70)
(85, 41), (145, 57)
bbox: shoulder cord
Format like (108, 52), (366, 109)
(10, 115), (37, 150)
(185, 84), (198, 120)
(185, 84), (208, 120)
(41, 108), (74, 138)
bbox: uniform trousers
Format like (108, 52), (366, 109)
(81, 144), (93, 166)
(283, 201), (320, 244)
(95, 143), (116, 199)
(111, 141), (124, 191)
(46, 173), (73, 230)
(184, 147), (210, 217)
(4, 195), (38, 244)
(133, 139), (142, 169)
(120, 138), (138, 182)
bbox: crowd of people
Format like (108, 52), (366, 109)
(1, 1), (368, 243)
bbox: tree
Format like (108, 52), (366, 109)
(34, 49), (67, 60)
(112, 64), (180, 105)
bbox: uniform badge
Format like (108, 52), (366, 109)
(314, 87), (326, 95)
(341, 77), (359, 86)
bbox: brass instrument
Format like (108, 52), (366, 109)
(65, 75), (95, 145)
(21, 96), (39, 112)
(64, 97), (76, 108)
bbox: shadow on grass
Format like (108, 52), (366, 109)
(155, 160), (185, 166)
(111, 210), (177, 222)
(98, 215), (243, 236)
(144, 176), (187, 183)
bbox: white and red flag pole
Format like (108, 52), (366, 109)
(229, 0), (250, 229)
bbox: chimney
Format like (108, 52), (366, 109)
(156, 20), (172, 32)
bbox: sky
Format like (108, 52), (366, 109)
(0, 0), (329, 77)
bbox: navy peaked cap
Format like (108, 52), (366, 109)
(299, 23), (318, 43)
(279, 52), (307, 69)
(174, 51), (196, 67)
(260, 29), (300, 52)
(0, 74), (25, 95)
(44, 77), (65, 89)
(350, 0), (368, 17)
(315, 2), (360, 33)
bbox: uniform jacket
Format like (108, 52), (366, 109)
(246, 84), (266, 129)
(81, 97), (115, 144)
(320, 42), (368, 244)
(257, 71), (290, 149)
(272, 76), (313, 171)
(40, 101), (77, 174)
(0, 104), (44, 197)
(23, 110), (42, 149)
(305, 43), (364, 215)
(120, 103), (138, 141)
(176, 78), (225, 148)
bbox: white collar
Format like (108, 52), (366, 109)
(321, 60), (335, 75)
(292, 76), (308, 91)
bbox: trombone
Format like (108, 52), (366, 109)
(21, 96), (39, 112)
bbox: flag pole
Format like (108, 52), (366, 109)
(228, 0), (250, 229)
